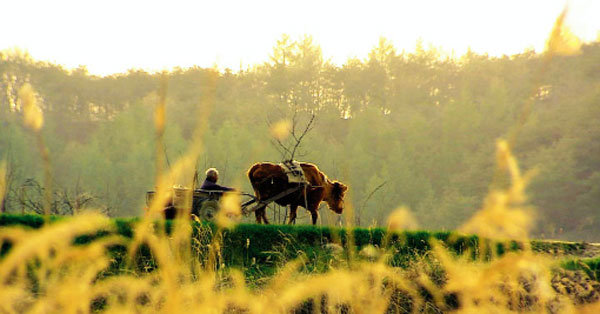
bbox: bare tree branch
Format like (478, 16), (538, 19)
(357, 181), (387, 226)
(267, 101), (317, 161)
(289, 111), (315, 161)
(266, 115), (293, 160)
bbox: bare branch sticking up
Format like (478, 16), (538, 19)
(289, 110), (315, 161)
(267, 103), (317, 162)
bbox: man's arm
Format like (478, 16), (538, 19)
(200, 180), (235, 192)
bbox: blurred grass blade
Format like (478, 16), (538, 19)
(18, 83), (43, 131)
(0, 161), (5, 212)
(545, 7), (582, 57)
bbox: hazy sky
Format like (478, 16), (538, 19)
(2, 0), (599, 76)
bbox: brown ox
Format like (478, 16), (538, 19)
(247, 162), (348, 225)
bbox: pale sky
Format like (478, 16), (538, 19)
(1, 0), (599, 76)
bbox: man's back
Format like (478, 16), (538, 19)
(200, 179), (234, 192)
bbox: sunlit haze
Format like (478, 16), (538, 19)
(2, 0), (599, 76)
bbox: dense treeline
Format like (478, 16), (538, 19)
(1, 36), (599, 241)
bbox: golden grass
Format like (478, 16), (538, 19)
(0, 161), (6, 209)
(545, 7), (582, 58)
(460, 140), (535, 242)
(386, 207), (419, 232)
(0, 8), (596, 314)
(17, 83), (52, 218)
(270, 120), (292, 141)
(18, 83), (43, 132)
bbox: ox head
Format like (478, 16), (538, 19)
(327, 181), (348, 214)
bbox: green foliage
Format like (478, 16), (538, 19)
(0, 212), (47, 228)
(1, 213), (582, 274)
(561, 257), (600, 281)
(1, 40), (599, 240)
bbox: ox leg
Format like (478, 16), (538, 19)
(288, 205), (298, 225)
(254, 209), (262, 224)
(254, 204), (266, 224)
(305, 187), (325, 225)
(261, 207), (270, 224)
(310, 209), (319, 225)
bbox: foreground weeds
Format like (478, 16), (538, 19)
(1, 9), (597, 312)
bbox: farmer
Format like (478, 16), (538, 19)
(200, 168), (235, 192)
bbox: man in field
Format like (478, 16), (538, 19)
(200, 168), (235, 192)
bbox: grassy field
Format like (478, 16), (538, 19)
(1, 213), (600, 313)
(1, 213), (597, 278)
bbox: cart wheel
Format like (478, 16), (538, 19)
(191, 197), (207, 217)
(199, 200), (219, 221)
(164, 205), (177, 219)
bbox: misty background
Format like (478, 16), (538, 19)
(1, 36), (599, 241)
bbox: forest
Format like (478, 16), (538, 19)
(1, 35), (599, 241)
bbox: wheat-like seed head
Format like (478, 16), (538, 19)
(18, 83), (43, 132)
